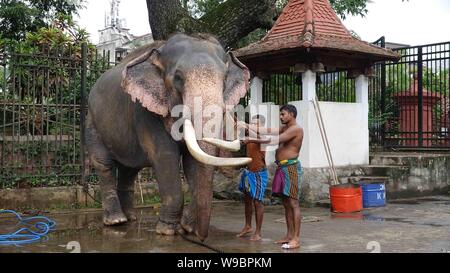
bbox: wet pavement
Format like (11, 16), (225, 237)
(1, 196), (450, 253)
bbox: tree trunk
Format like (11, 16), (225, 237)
(146, 0), (185, 40)
(201, 0), (277, 48)
(146, 0), (277, 47)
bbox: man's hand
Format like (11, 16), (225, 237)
(236, 121), (248, 130)
(240, 139), (250, 145)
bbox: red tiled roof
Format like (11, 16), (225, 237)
(235, 0), (400, 67)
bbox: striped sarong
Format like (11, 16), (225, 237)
(239, 168), (269, 202)
(272, 159), (302, 200)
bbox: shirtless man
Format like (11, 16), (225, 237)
(240, 105), (304, 249)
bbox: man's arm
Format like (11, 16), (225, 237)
(263, 126), (301, 146)
(240, 137), (271, 145)
(237, 121), (282, 136)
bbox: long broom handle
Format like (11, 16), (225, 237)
(315, 99), (339, 185)
(311, 101), (335, 183)
(314, 97), (339, 185)
(314, 100), (339, 186)
(316, 99), (339, 186)
(311, 99), (339, 186)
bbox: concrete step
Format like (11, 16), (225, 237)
(370, 152), (450, 166)
(370, 155), (405, 166)
(339, 176), (389, 184)
(360, 165), (410, 177)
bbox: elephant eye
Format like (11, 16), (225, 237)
(173, 71), (184, 91)
(174, 73), (183, 83)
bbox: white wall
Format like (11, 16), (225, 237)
(291, 101), (369, 168)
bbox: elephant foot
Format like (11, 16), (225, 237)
(123, 210), (137, 222)
(181, 211), (195, 234)
(156, 220), (177, 236)
(103, 211), (128, 226)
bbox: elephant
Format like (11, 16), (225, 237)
(85, 33), (252, 241)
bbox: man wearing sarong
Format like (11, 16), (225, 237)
(239, 105), (303, 249)
(236, 115), (268, 242)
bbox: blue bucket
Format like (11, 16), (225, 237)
(361, 182), (386, 208)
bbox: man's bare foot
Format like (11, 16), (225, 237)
(236, 226), (253, 238)
(281, 239), (300, 249)
(275, 237), (291, 244)
(249, 234), (262, 241)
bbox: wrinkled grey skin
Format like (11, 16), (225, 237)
(85, 33), (249, 241)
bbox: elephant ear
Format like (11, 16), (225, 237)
(121, 48), (169, 117)
(224, 52), (251, 107)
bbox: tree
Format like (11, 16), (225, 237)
(0, 0), (85, 41)
(146, 0), (372, 48)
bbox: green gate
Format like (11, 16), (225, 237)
(0, 44), (113, 189)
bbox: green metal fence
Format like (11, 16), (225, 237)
(0, 44), (113, 189)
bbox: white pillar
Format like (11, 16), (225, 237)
(297, 70), (317, 168)
(249, 76), (263, 120)
(250, 76), (263, 105)
(356, 74), (370, 165)
(356, 75), (369, 104)
(302, 70), (316, 101)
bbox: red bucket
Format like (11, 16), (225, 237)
(330, 184), (363, 213)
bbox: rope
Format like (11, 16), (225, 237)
(176, 230), (225, 253)
(0, 210), (56, 246)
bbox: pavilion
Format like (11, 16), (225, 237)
(234, 0), (400, 201)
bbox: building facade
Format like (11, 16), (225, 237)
(96, 0), (154, 63)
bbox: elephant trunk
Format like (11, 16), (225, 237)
(193, 150), (215, 241)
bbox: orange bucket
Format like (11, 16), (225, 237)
(330, 184), (363, 213)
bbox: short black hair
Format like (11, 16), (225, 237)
(280, 104), (298, 118)
(252, 114), (266, 125)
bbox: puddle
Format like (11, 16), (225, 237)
(389, 200), (420, 205)
(0, 209), (221, 253)
(362, 214), (447, 228)
(389, 197), (446, 205)
(416, 198), (443, 202)
(0, 207), (279, 253)
(331, 212), (364, 220)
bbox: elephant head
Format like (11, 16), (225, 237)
(120, 33), (251, 239)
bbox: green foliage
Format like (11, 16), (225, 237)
(386, 63), (412, 94)
(0, 5), (112, 189)
(0, 0), (85, 41)
(188, 0), (225, 17)
(329, 0), (368, 20)
(236, 28), (267, 49)
(423, 67), (449, 96)
(317, 72), (356, 102)
(262, 74), (301, 105)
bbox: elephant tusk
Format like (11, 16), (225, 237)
(202, 138), (241, 152)
(183, 119), (252, 167)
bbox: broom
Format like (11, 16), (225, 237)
(311, 98), (339, 186)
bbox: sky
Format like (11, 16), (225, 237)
(77, 0), (450, 46)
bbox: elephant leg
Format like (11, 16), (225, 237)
(117, 165), (139, 222)
(86, 125), (127, 226)
(91, 156), (127, 226)
(153, 153), (184, 236)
